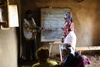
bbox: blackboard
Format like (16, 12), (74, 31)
(41, 8), (71, 42)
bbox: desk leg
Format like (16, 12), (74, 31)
(79, 50), (82, 55)
(49, 44), (52, 56)
(59, 45), (62, 62)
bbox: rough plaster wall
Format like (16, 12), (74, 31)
(0, 0), (20, 67)
(0, 28), (17, 67)
(21, 0), (100, 47)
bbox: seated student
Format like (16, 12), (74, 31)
(32, 47), (58, 67)
(60, 44), (90, 67)
(60, 43), (76, 62)
(64, 45), (81, 67)
(61, 44), (78, 67)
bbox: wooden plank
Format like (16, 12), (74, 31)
(76, 46), (100, 51)
(76, 47), (89, 50)
(88, 47), (96, 50)
(75, 46), (100, 54)
(49, 41), (62, 45)
(95, 46), (100, 50)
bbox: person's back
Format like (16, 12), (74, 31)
(32, 60), (58, 67)
(32, 47), (58, 67)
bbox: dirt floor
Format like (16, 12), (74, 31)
(80, 51), (100, 67)
(19, 51), (100, 67)
(86, 55), (100, 67)
(84, 51), (100, 67)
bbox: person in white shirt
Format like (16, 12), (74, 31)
(61, 27), (77, 61)
(64, 30), (76, 51)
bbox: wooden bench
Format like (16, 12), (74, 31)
(49, 41), (100, 61)
(75, 46), (100, 54)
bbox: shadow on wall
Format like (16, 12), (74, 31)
(72, 11), (81, 46)
(92, 0), (100, 46)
